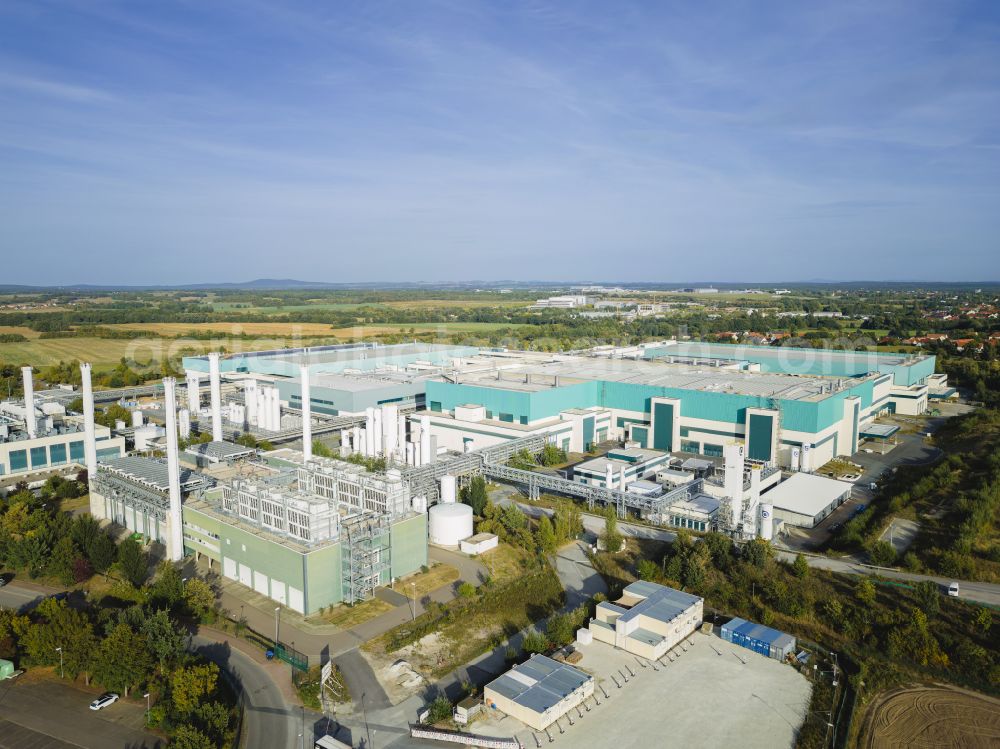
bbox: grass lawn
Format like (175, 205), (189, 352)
(478, 543), (535, 584)
(310, 597), (394, 629)
(58, 495), (91, 513)
(401, 563), (459, 599)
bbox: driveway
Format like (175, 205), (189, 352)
(190, 634), (299, 749)
(0, 677), (163, 749)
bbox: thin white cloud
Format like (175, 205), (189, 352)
(0, 72), (115, 103)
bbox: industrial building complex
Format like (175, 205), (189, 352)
(1, 338), (944, 619)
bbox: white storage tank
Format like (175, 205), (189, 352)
(428, 502), (473, 547)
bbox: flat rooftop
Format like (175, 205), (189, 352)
(761, 472), (854, 517)
(100, 455), (211, 493)
(444, 357), (864, 401)
(486, 654), (592, 716)
(575, 448), (667, 474)
(184, 440), (256, 462)
(618, 581), (701, 626)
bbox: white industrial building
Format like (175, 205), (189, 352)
(484, 654), (595, 731)
(588, 581), (703, 660)
(759, 472), (854, 528)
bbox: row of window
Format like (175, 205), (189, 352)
(679, 440), (723, 457)
(669, 515), (708, 532)
(4, 440), (89, 474)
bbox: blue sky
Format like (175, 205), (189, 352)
(1, 0), (998, 284)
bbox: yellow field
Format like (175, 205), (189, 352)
(0, 325), (43, 339)
(0, 336), (219, 367)
(107, 322), (339, 336)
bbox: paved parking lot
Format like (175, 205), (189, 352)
(0, 677), (164, 749)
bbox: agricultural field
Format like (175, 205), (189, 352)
(859, 684), (1000, 748)
(0, 336), (218, 368)
(0, 325), (43, 339)
(105, 321), (340, 336)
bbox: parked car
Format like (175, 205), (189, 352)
(89, 692), (119, 711)
(0, 572), (13, 587)
(947, 582), (960, 597)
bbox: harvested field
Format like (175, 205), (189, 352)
(860, 684), (1000, 749)
(106, 321), (338, 336)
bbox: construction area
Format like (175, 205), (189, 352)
(468, 633), (811, 749)
(858, 685), (1000, 749)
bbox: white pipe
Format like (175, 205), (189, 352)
(618, 466), (627, 492)
(373, 407), (383, 457)
(163, 377), (184, 563)
(245, 379), (257, 426)
(208, 352), (223, 442)
(179, 408), (191, 439)
(397, 413), (407, 457)
(80, 363), (97, 480)
(365, 407), (375, 456)
(300, 364), (312, 462)
(21, 366), (36, 437)
(605, 464), (614, 488)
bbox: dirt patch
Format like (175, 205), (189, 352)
(859, 684), (1000, 749)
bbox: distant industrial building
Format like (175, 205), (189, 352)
(721, 617), (796, 661)
(529, 295), (591, 310)
(484, 654), (594, 731)
(0, 366), (124, 480)
(589, 581), (703, 660)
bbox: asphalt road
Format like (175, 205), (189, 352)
(0, 583), (45, 612)
(496, 496), (1000, 608)
(190, 634), (298, 749)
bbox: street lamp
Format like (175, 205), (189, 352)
(410, 582), (416, 621)
(143, 693), (151, 726)
(274, 605), (281, 649)
(55, 646), (63, 679)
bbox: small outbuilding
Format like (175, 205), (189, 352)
(721, 617), (796, 661)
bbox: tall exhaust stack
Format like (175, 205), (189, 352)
(21, 366), (36, 438)
(208, 352), (223, 442)
(163, 377), (184, 562)
(299, 364), (312, 462)
(80, 363), (97, 481)
(185, 371), (200, 415)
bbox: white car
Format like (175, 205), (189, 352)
(947, 582), (960, 597)
(89, 692), (119, 711)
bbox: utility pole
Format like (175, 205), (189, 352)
(274, 605), (281, 650)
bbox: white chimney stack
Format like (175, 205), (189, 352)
(185, 371), (200, 415)
(21, 366), (36, 438)
(80, 363), (97, 481)
(299, 364), (312, 462)
(208, 352), (223, 442)
(163, 377), (184, 562)
(420, 415), (432, 465)
(605, 464), (614, 489)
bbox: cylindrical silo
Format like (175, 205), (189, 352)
(428, 502), (473, 546)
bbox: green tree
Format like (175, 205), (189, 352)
(19, 598), (96, 680)
(976, 607), (993, 633)
(47, 536), (80, 585)
(87, 533), (117, 574)
(792, 553), (809, 579)
(463, 475), (488, 516)
(184, 578), (216, 620)
(93, 622), (151, 696)
(540, 443), (567, 466)
(171, 662), (220, 715)
(601, 505), (622, 552)
(522, 628), (548, 654)
(913, 580), (940, 616)
(742, 538), (772, 568)
(855, 577), (877, 607)
(536, 515), (557, 552)
(150, 562), (185, 608)
(457, 582), (476, 598)
(117, 538), (148, 587)
(427, 695), (453, 724)
(868, 540), (897, 567)
(142, 609), (186, 674)
(546, 613), (575, 646)
(636, 559), (659, 582)
(170, 725), (215, 749)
